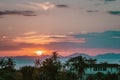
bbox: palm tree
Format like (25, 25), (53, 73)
(34, 59), (41, 67)
(51, 51), (61, 70)
(40, 52), (61, 80)
(0, 57), (15, 70)
(67, 56), (87, 80)
(0, 58), (5, 69)
(0, 57), (16, 80)
(5, 57), (16, 70)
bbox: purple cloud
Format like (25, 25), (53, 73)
(0, 10), (36, 16)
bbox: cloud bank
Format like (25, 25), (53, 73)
(71, 31), (120, 49)
(0, 10), (36, 16)
(20, 2), (69, 11)
(0, 31), (120, 51)
(56, 4), (68, 8)
(104, 0), (116, 2)
(108, 11), (120, 16)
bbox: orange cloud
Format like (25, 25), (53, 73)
(13, 33), (86, 44)
(23, 31), (37, 35)
(20, 2), (55, 11)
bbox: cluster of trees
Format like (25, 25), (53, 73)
(0, 52), (119, 80)
(0, 57), (16, 80)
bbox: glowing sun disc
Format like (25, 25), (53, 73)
(36, 51), (43, 56)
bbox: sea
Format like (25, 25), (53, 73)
(15, 59), (120, 69)
(15, 59), (35, 69)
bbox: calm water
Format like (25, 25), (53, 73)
(15, 59), (120, 69)
(15, 59), (35, 69)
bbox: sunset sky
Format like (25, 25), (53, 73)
(0, 0), (120, 56)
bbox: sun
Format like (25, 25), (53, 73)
(36, 50), (43, 56)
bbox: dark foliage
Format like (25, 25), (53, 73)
(0, 53), (119, 80)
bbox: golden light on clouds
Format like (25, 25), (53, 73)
(23, 31), (37, 35)
(13, 34), (86, 45)
(13, 35), (56, 44)
(21, 2), (56, 11)
(38, 2), (55, 11)
(2, 36), (7, 39)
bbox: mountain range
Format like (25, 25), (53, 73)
(1, 53), (120, 63)
(8, 52), (120, 61)
(62, 52), (120, 59)
(1, 53), (120, 69)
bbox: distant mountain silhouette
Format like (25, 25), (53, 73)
(1, 53), (120, 61)
(64, 53), (91, 59)
(59, 53), (92, 62)
(1, 53), (120, 68)
(60, 53), (120, 61)
(65, 53), (120, 59)
(94, 53), (120, 59)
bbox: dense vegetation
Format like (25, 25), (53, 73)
(0, 52), (119, 80)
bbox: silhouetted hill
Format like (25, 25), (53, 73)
(94, 53), (120, 59)
(61, 53), (120, 61)
(61, 53), (120, 64)
(59, 53), (92, 62)
(1, 53), (120, 61)
(0, 53), (120, 65)
(65, 53), (120, 59)
(65, 53), (91, 59)
(1, 53), (120, 69)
